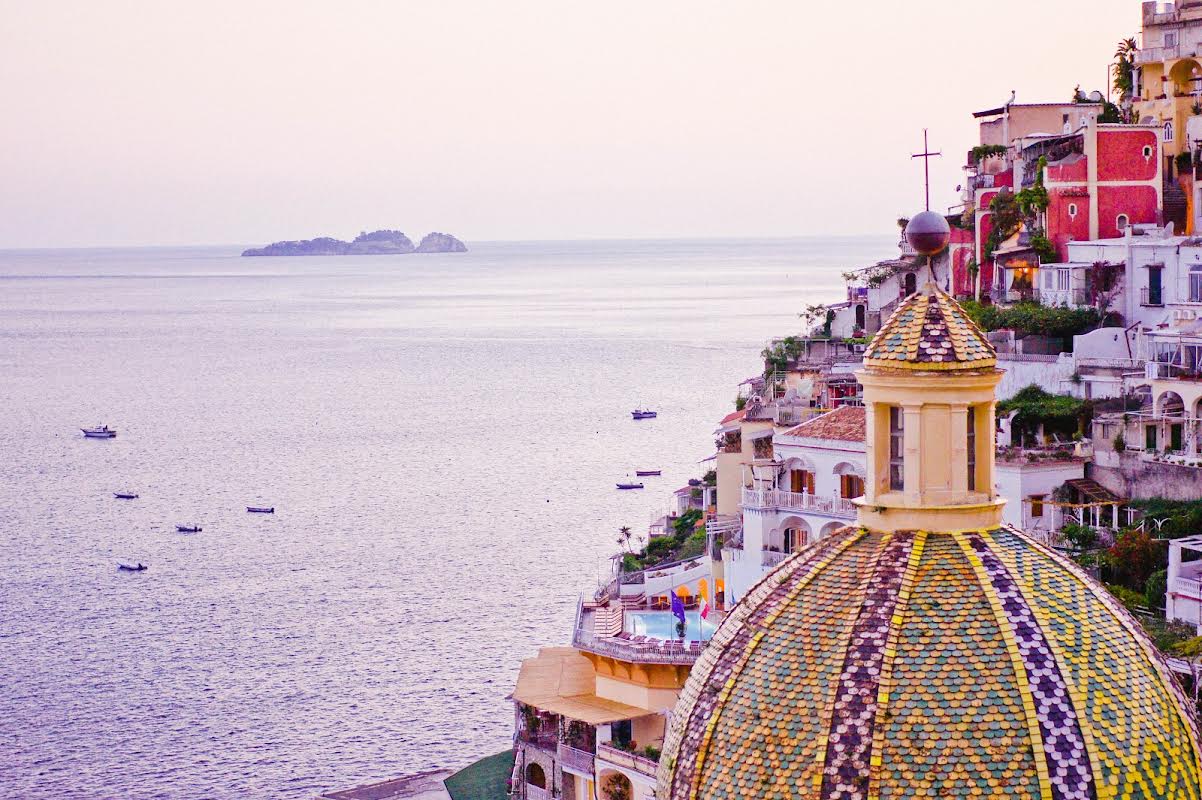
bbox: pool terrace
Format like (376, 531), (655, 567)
(572, 600), (714, 665)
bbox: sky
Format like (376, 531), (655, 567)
(0, 1), (1147, 248)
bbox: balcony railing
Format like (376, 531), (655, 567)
(1176, 577), (1202, 599)
(762, 550), (789, 568)
(741, 488), (857, 519)
(558, 743), (596, 775)
(525, 785), (550, 800)
(596, 743), (660, 777)
(1141, 287), (1164, 307)
(572, 619), (703, 665)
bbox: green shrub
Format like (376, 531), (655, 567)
(960, 300), (1105, 338)
(1146, 569), (1168, 612)
(1105, 583), (1147, 611)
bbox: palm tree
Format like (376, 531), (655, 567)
(617, 525), (633, 552)
(1113, 37), (1138, 103)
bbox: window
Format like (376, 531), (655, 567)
(841, 474), (864, 499)
(1165, 121), (1175, 143)
(790, 469), (814, 495)
(889, 407), (905, 491)
(1116, 214), (1130, 231)
(1148, 265), (1164, 305)
(1030, 495), (1045, 518)
(1166, 32), (1178, 48)
(966, 408), (977, 491)
(1143, 145), (1154, 159)
(1057, 268), (1070, 291)
(1043, 270), (1055, 290)
(1147, 425), (1158, 451)
(1068, 202), (1079, 218)
(1190, 265), (1202, 302)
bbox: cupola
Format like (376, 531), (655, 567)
(856, 283), (1004, 531)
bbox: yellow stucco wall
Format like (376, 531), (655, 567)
(856, 367), (1005, 533)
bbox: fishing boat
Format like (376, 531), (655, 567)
(635, 470), (662, 477)
(247, 506), (275, 514)
(631, 410), (657, 420)
(117, 563), (147, 572)
(616, 482), (645, 490)
(114, 492), (139, 499)
(82, 424), (117, 439)
(176, 524), (202, 533)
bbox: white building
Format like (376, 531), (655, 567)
(724, 406), (865, 604)
(1168, 535), (1202, 633)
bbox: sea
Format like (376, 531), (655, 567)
(0, 237), (894, 799)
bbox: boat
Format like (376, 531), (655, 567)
(82, 424), (117, 439)
(616, 482), (645, 490)
(631, 410), (657, 420)
(117, 563), (147, 572)
(176, 525), (202, 533)
(114, 492), (139, 499)
(635, 470), (662, 477)
(247, 506), (275, 514)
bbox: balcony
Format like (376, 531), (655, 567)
(1142, 287), (1165, 307)
(525, 785), (550, 800)
(762, 550), (789, 568)
(741, 488), (857, 519)
(596, 743), (660, 778)
(557, 743), (596, 775)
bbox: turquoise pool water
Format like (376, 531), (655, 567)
(625, 610), (716, 641)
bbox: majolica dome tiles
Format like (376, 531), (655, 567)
(656, 527), (1202, 800)
(863, 286), (996, 371)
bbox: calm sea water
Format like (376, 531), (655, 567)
(0, 237), (892, 799)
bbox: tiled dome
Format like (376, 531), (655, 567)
(657, 527), (1202, 800)
(863, 284), (995, 371)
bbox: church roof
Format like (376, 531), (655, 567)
(657, 527), (1202, 800)
(863, 285), (996, 371)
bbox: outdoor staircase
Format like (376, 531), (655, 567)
(1164, 174), (1188, 232)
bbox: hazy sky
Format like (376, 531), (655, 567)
(0, 1), (1145, 247)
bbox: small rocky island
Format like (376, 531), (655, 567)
(242, 229), (466, 257)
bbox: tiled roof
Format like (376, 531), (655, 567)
(657, 527), (1202, 800)
(864, 284), (997, 371)
(783, 406), (865, 442)
(718, 409), (746, 426)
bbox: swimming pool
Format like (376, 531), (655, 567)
(625, 610), (716, 641)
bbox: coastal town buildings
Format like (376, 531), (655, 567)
(656, 284), (1202, 799)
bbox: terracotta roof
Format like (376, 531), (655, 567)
(718, 409), (746, 426)
(657, 527), (1202, 800)
(783, 406), (865, 442)
(864, 284), (996, 371)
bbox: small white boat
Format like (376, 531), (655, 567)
(616, 482), (645, 490)
(247, 506), (275, 514)
(631, 410), (657, 420)
(82, 424), (117, 439)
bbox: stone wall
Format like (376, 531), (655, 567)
(1087, 454), (1202, 500)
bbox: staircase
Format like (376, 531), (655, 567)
(1164, 174), (1188, 232)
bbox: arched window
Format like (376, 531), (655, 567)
(1116, 214), (1130, 232)
(966, 406), (977, 491)
(1143, 144), (1154, 159)
(1068, 203), (1078, 219)
(1165, 121), (1175, 143)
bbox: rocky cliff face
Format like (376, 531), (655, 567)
(242, 229), (463, 257)
(416, 232), (468, 253)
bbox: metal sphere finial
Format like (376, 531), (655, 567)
(905, 211), (950, 256)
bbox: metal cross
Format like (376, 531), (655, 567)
(911, 129), (942, 211)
